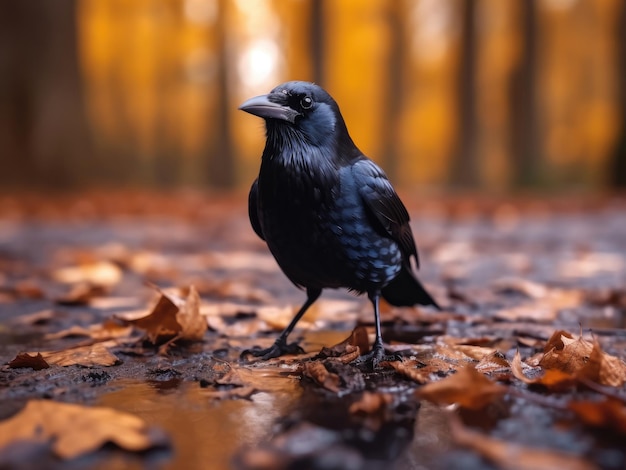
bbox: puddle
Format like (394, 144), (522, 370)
(97, 376), (301, 470)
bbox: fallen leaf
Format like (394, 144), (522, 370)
(415, 366), (507, 409)
(175, 286), (206, 341)
(475, 351), (511, 374)
(38, 342), (120, 367)
(118, 285), (207, 344)
(45, 319), (133, 341)
(55, 282), (107, 306)
(52, 261), (123, 287)
(384, 359), (432, 384)
(123, 292), (180, 343)
(0, 400), (167, 459)
(317, 326), (370, 362)
(539, 330), (592, 374)
(576, 337), (626, 387)
(511, 350), (576, 391)
(532, 331), (626, 387)
(302, 362), (341, 393)
(8, 352), (49, 370)
(492, 279), (583, 322)
(450, 412), (596, 470)
(568, 398), (626, 435)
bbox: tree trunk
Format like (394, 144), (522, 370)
(610, 1), (626, 187)
(205, 0), (236, 188)
(310, 0), (325, 87)
(509, 0), (540, 188)
(451, 0), (479, 188)
(0, 0), (92, 189)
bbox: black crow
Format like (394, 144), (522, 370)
(239, 81), (439, 367)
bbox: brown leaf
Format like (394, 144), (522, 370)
(511, 350), (576, 391)
(416, 366), (507, 409)
(539, 330), (592, 374)
(118, 285), (206, 344)
(45, 319), (133, 341)
(52, 261), (123, 287)
(568, 398), (626, 435)
(384, 359), (432, 384)
(175, 286), (206, 341)
(39, 342), (120, 367)
(533, 330), (626, 387)
(55, 282), (107, 306)
(8, 353), (49, 370)
(302, 362), (341, 393)
(475, 351), (510, 374)
(576, 337), (626, 387)
(450, 412), (596, 470)
(0, 400), (167, 459)
(317, 326), (370, 360)
(118, 291), (182, 344)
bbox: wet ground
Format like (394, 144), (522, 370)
(0, 191), (625, 469)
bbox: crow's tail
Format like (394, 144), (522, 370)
(381, 266), (441, 309)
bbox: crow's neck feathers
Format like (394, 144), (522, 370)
(262, 102), (359, 177)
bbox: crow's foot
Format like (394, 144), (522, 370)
(352, 343), (400, 370)
(240, 339), (304, 362)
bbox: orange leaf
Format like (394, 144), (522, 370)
(415, 366), (507, 409)
(302, 362), (341, 393)
(576, 337), (626, 387)
(568, 398), (626, 435)
(0, 400), (167, 459)
(511, 350), (576, 391)
(8, 352), (49, 370)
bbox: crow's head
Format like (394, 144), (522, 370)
(239, 81), (352, 149)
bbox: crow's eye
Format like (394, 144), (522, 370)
(300, 96), (313, 110)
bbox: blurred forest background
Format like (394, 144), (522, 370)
(0, 0), (625, 192)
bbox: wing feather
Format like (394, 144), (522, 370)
(352, 159), (419, 267)
(248, 178), (265, 241)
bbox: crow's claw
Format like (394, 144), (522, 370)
(352, 344), (400, 370)
(240, 340), (304, 362)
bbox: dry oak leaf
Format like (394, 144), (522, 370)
(537, 330), (626, 387)
(117, 285), (206, 343)
(0, 400), (167, 460)
(511, 351), (576, 391)
(302, 362), (341, 393)
(576, 337), (626, 387)
(315, 326), (369, 364)
(450, 412), (596, 470)
(39, 341), (120, 367)
(539, 330), (593, 374)
(175, 285), (206, 341)
(415, 365), (507, 410)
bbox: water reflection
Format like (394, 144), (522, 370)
(97, 378), (301, 470)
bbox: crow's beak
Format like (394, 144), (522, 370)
(238, 94), (300, 123)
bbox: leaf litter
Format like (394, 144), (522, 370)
(0, 193), (625, 468)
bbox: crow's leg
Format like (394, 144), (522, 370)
(354, 290), (398, 369)
(240, 288), (322, 361)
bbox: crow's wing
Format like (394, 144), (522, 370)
(248, 178), (265, 241)
(352, 159), (419, 267)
